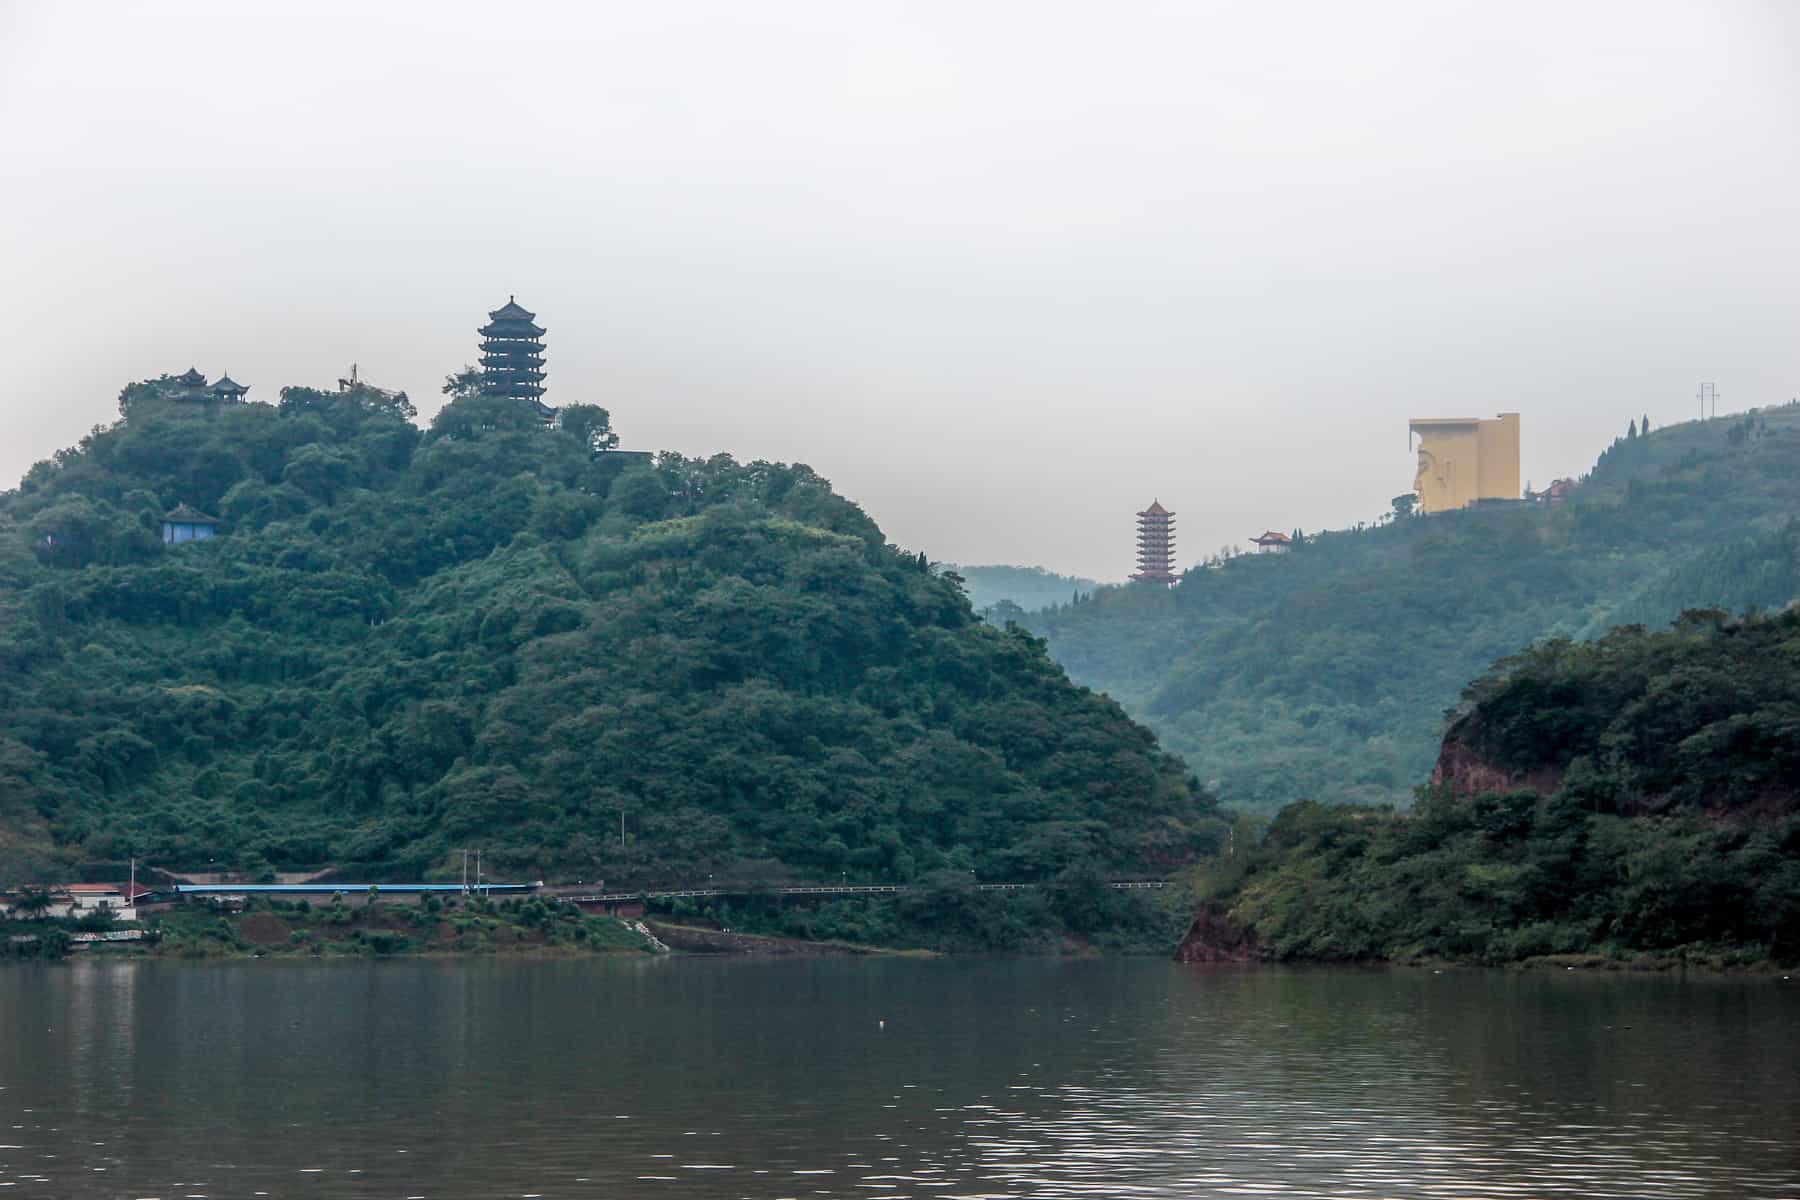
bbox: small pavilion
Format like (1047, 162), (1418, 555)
(210, 373), (250, 403)
(168, 368), (249, 405)
(162, 504), (219, 545)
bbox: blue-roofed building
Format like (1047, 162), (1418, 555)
(162, 503), (219, 545)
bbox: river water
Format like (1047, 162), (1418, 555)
(0, 958), (1795, 1199)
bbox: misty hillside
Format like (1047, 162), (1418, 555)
(946, 564), (1100, 615)
(1026, 406), (1800, 812)
(0, 383), (1223, 883)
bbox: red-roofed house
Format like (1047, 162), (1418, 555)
(1250, 531), (1292, 554)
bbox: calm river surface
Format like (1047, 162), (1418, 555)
(1, 957), (1796, 1199)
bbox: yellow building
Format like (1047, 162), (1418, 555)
(1408, 412), (1520, 513)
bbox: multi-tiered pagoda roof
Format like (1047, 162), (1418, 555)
(1131, 499), (1177, 585)
(172, 367), (211, 402)
(478, 297), (554, 422)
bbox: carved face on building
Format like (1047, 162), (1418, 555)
(1414, 446), (1437, 498)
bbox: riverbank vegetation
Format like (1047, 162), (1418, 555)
(5, 894), (651, 960)
(1197, 612), (1800, 968)
(655, 870), (1193, 954)
(0, 382), (1224, 886)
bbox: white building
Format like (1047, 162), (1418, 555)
(2, 883), (150, 922)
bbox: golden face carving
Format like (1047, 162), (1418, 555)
(1414, 446), (1437, 497)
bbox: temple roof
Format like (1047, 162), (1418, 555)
(174, 367), (207, 386)
(488, 296), (536, 321)
(163, 503), (219, 525)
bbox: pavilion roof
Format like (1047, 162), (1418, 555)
(1252, 530), (1291, 544)
(163, 503), (219, 525)
(211, 374), (247, 392)
(1138, 500), (1172, 517)
(174, 367), (208, 386)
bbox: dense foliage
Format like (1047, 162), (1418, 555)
(1451, 611), (1800, 816)
(1027, 406), (1800, 811)
(0, 383), (1222, 887)
(658, 867), (1192, 954)
(1201, 614), (1800, 967)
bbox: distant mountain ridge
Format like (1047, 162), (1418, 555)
(945, 564), (1100, 615)
(1026, 405), (1800, 812)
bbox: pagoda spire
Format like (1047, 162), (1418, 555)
(1130, 499), (1176, 585)
(477, 296), (554, 421)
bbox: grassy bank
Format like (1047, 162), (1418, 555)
(649, 875), (1195, 954)
(5, 895), (654, 960)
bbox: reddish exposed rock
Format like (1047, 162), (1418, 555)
(1430, 738), (1564, 800)
(1430, 735), (1794, 821)
(1174, 906), (1260, 964)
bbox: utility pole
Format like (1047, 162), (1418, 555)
(461, 849), (469, 893)
(1699, 381), (1717, 421)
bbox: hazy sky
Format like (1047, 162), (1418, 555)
(3, 2), (1796, 579)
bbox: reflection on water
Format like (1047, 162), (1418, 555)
(0, 958), (1796, 1198)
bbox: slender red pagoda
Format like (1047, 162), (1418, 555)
(1131, 500), (1177, 584)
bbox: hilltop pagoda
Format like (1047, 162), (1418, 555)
(1131, 500), (1177, 584)
(167, 367), (249, 406)
(477, 296), (554, 422)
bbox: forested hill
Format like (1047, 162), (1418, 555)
(0, 384), (1223, 883)
(1436, 610), (1800, 819)
(1198, 612), (1800, 966)
(1026, 405), (1800, 812)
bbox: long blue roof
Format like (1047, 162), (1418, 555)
(172, 882), (538, 894)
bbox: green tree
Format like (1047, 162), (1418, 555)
(441, 366), (484, 401)
(11, 887), (54, 919)
(557, 404), (620, 453)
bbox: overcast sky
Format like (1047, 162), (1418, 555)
(2, 2), (1795, 579)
